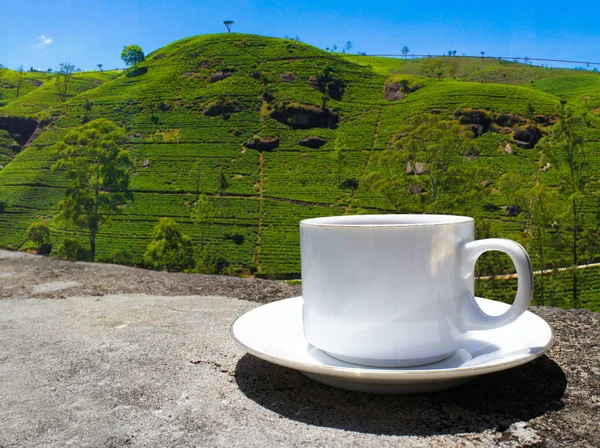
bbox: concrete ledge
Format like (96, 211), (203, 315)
(0, 251), (598, 447)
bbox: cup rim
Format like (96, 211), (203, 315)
(300, 214), (474, 227)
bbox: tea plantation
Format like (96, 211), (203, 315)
(1, 34), (599, 311)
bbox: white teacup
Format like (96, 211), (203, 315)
(300, 214), (533, 367)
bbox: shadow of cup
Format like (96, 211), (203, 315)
(234, 354), (566, 436)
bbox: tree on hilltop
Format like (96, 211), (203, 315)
(0, 64), (5, 100)
(97, 64), (103, 72)
(16, 65), (24, 99)
(55, 62), (75, 102)
(51, 119), (133, 262)
(121, 45), (145, 71)
(401, 46), (410, 59)
(223, 20), (234, 33)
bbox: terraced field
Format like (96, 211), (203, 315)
(1, 34), (599, 311)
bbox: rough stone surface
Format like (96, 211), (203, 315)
(1, 250), (599, 447)
(0, 250), (300, 302)
(513, 127), (543, 149)
(243, 136), (280, 151)
(206, 71), (233, 83)
(298, 135), (327, 148)
(502, 205), (522, 216)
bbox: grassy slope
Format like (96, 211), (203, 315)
(342, 54), (600, 112)
(1, 35), (600, 311)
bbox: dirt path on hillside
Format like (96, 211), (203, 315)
(477, 261), (600, 281)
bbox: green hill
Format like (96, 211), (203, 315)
(1, 34), (600, 311)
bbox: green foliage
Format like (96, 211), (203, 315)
(121, 45), (145, 69)
(191, 193), (215, 247)
(57, 237), (89, 261)
(196, 245), (218, 274)
(1, 34), (600, 311)
(109, 248), (133, 265)
(223, 21), (234, 33)
(316, 66), (346, 100)
(121, 45), (144, 67)
(55, 62), (75, 102)
(27, 221), (50, 246)
(51, 118), (133, 261)
(363, 114), (490, 213)
(144, 217), (195, 271)
(538, 102), (594, 307)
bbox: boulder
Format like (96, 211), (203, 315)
(203, 100), (242, 117)
(541, 162), (552, 172)
(244, 136), (280, 151)
(513, 127), (542, 149)
(534, 115), (557, 126)
(505, 143), (513, 154)
(298, 136), (327, 148)
(271, 103), (339, 129)
(414, 162), (426, 174)
(384, 81), (422, 101)
(502, 205), (522, 216)
(280, 73), (296, 82)
(307, 75), (320, 89)
(384, 83), (404, 101)
(454, 109), (492, 135)
(207, 71), (234, 83)
(495, 114), (525, 127)
(408, 184), (425, 195)
(469, 124), (486, 137)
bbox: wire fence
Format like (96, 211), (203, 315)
(358, 54), (600, 68)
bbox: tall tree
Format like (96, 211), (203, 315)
(362, 114), (488, 214)
(97, 64), (103, 71)
(401, 46), (410, 59)
(121, 45), (145, 71)
(55, 62), (75, 102)
(223, 20), (234, 33)
(51, 119), (133, 262)
(498, 174), (559, 305)
(0, 64), (5, 100)
(15, 65), (24, 99)
(144, 218), (194, 271)
(540, 101), (589, 307)
(217, 168), (229, 233)
(218, 168), (229, 196)
(27, 221), (51, 249)
(331, 134), (349, 184)
(344, 41), (353, 53)
(191, 193), (215, 247)
(189, 160), (203, 197)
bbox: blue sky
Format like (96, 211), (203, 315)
(1, 0), (599, 71)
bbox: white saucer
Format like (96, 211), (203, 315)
(231, 297), (554, 394)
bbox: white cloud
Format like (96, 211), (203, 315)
(36, 35), (53, 48)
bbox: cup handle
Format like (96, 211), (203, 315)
(459, 238), (533, 331)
